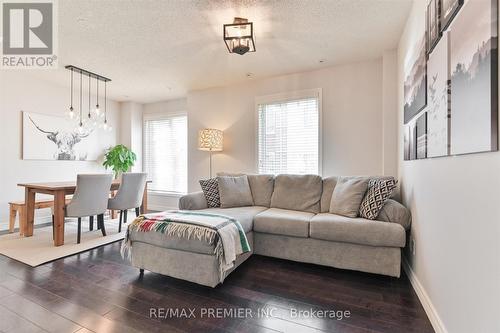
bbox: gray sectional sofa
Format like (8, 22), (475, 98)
(128, 174), (411, 287)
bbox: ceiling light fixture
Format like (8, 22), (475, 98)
(223, 17), (255, 55)
(65, 65), (111, 132)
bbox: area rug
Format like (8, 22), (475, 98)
(0, 218), (129, 266)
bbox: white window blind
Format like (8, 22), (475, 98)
(257, 93), (320, 175)
(143, 114), (187, 194)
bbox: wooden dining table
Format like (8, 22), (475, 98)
(17, 180), (150, 247)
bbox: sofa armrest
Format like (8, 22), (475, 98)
(179, 191), (208, 210)
(377, 199), (412, 230)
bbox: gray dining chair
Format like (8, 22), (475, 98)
(108, 172), (147, 233)
(64, 174), (113, 244)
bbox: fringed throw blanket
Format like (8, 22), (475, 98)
(121, 210), (250, 282)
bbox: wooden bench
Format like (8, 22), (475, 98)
(9, 198), (70, 236)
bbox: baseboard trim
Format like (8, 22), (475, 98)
(0, 215), (53, 232)
(402, 256), (447, 333)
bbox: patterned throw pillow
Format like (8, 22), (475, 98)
(199, 178), (221, 208)
(359, 178), (398, 220)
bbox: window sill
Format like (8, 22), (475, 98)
(147, 191), (186, 198)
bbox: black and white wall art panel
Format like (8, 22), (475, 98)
(427, 32), (451, 157)
(441, 0), (464, 32)
(416, 112), (428, 159)
(427, 0), (441, 53)
(409, 122), (418, 160)
(404, 125), (411, 161)
(449, 0), (498, 155)
(404, 36), (427, 124)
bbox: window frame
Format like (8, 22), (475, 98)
(255, 88), (323, 176)
(142, 111), (188, 195)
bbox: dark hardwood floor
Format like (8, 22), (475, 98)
(0, 241), (434, 333)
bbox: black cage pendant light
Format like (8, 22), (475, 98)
(223, 17), (255, 55)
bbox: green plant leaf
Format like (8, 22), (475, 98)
(102, 144), (136, 178)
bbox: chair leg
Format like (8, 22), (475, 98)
(89, 216), (94, 231)
(52, 215), (55, 240)
(77, 217), (81, 244)
(9, 206), (17, 233)
(124, 210), (128, 225)
(118, 210), (122, 233)
(98, 214), (106, 236)
(135, 207), (140, 217)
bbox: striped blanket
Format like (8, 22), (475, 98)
(121, 210), (250, 281)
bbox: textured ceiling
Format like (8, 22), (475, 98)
(26, 0), (412, 103)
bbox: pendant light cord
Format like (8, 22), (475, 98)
(88, 75), (91, 118)
(70, 69), (73, 110)
(79, 71), (83, 126)
(96, 79), (99, 108)
(104, 81), (107, 123)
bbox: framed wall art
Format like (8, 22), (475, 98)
(449, 0), (498, 155)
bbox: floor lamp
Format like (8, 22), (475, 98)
(198, 128), (223, 178)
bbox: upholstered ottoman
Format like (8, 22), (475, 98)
(124, 206), (266, 287)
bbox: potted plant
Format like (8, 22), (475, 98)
(103, 144), (137, 179)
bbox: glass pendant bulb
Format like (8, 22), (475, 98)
(103, 120), (108, 130)
(95, 104), (100, 115)
(69, 106), (75, 119)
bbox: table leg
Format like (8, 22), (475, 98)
(19, 206), (26, 236)
(24, 188), (35, 237)
(111, 190), (117, 219)
(140, 183), (148, 214)
(53, 190), (66, 246)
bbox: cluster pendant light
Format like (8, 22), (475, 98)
(65, 65), (112, 133)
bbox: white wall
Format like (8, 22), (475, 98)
(0, 71), (119, 228)
(187, 59), (394, 191)
(398, 1), (500, 332)
(120, 102), (143, 172)
(382, 50), (398, 177)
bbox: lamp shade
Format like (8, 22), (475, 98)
(198, 128), (223, 151)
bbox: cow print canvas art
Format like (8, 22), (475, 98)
(22, 111), (111, 161)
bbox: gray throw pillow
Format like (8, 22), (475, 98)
(217, 175), (254, 208)
(329, 177), (369, 217)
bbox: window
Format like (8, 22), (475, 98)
(143, 114), (187, 194)
(257, 90), (321, 175)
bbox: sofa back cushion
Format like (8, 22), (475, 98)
(270, 174), (322, 213)
(329, 176), (370, 217)
(218, 172), (275, 207)
(320, 176), (339, 213)
(218, 175), (254, 208)
(247, 174), (274, 207)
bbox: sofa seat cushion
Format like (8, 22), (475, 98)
(253, 208), (314, 238)
(199, 206), (268, 233)
(310, 213), (405, 247)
